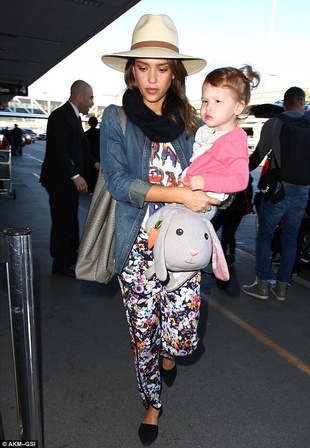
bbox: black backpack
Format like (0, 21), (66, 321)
(277, 113), (310, 185)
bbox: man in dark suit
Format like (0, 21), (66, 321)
(11, 123), (23, 156)
(40, 80), (100, 276)
(85, 116), (100, 193)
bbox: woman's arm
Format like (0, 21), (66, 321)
(249, 118), (278, 171)
(145, 184), (220, 212)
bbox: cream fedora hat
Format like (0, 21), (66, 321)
(102, 14), (206, 75)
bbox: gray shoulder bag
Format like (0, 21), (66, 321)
(75, 106), (126, 283)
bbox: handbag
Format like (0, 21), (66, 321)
(75, 170), (116, 283)
(75, 106), (126, 283)
(257, 151), (285, 204)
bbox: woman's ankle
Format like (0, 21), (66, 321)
(142, 405), (161, 425)
(162, 357), (175, 370)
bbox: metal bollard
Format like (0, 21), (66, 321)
(3, 227), (43, 446)
(0, 410), (4, 439)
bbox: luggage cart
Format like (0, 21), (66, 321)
(0, 137), (16, 199)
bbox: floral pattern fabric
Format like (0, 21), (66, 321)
(118, 229), (201, 409)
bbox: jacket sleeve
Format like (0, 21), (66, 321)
(249, 117), (281, 171)
(100, 105), (152, 207)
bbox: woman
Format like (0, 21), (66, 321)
(100, 14), (218, 446)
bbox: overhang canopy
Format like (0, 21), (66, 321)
(0, 0), (140, 102)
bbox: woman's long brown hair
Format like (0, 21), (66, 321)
(124, 58), (200, 138)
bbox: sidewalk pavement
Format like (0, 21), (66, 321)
(0, 159), (309, 448)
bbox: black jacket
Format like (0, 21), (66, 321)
(40, 101), (92, 192)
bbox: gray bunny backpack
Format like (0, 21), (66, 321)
(145, 204), (229, 291)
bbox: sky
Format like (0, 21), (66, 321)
(29, 0), (310, 105)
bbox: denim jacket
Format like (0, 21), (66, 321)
(100, 104), (195, 274)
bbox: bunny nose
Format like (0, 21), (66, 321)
(190, 249), (199, 257)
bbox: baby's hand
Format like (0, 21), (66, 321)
(179, 178), (189, 187)
(188, 175), (204, 191)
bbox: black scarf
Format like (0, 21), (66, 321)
(122, 88), (185, 142)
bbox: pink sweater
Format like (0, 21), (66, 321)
(183, 126), (249, 194)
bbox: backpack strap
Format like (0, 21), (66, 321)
(116, 105), (127, 136)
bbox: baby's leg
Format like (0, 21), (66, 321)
(205, 192), (229, 220)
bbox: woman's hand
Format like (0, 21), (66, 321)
(181, 187), (220, 212)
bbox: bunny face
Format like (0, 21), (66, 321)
(162, 209), (212, 272)
(145, 204), (229, 282)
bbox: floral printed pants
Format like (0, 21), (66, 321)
(118, 229), (201, 410)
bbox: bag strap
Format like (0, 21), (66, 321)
(271, 150), (280, 168)
(269, 119), (280, 168)
(264, 150), (279, 169)
(116, 106), (127, 136)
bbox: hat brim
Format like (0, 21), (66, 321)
(102, 48), (207, 75)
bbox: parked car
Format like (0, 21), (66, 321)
(37, 133), (46, 140)
(24, 129), (36, 143)
(21, 129), (32, 145)
(0, 131), (10, 149)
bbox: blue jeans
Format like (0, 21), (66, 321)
(256, 183), (309, 282)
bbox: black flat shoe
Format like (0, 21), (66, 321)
(138, 423), (158, 447)
(160, 364), (177, 387)
(138, 408), (163, 447)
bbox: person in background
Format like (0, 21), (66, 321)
(213, 174), (253, 265)
(40, 80), (100, 277)
(0, 131), (10, 189)
(85, 116), (100, 193)
(11, 124), (23, 156)
(100, 14), (217, 447)
(3, 127), (12, 146)
(242, 87), (310, 301)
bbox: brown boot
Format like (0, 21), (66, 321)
(242, 277), (269, 300)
